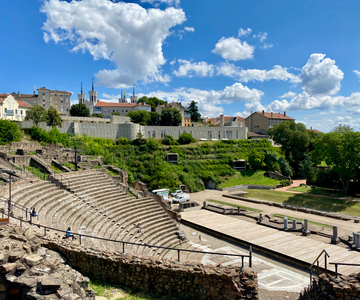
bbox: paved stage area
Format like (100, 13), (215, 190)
(181, 209), (360, 275)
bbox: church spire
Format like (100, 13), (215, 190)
(133, 84), (135, 97)
(92, 78), (94, 91)
(81, 82), (83, 94)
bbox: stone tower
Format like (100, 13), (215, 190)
(78, 82), (86, 104)
(130, 84), (137, 104)
(89, 78), (98, 104)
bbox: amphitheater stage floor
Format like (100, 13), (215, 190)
(181, 210), (360, 276)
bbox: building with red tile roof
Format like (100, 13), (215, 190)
(205, 115), (245, 127)
(245, 110), (295, 133)
(0, 94), (30, 121)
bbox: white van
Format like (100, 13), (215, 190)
(172, 193), (190, 203)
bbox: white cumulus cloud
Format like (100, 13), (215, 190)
(212, 37), (254, 61)
(41, 0), (186, 88)
(140, 0), (180, 7)
(238, 28), (252, 37)
(184, 26), (195, 32)
(353, 70), (360, 80)
(300, 53), (344, 95)
(142, 82), (263, 117)
(173, 59), (214, 77)
(280, 91), (297, 98)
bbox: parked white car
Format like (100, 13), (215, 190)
(172, 194), (190, 203)
(171, 190), (183, 197)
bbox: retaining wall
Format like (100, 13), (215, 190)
(42, 240), (258, 300)
(218, 185), (275, 192)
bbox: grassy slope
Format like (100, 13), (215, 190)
(289, 186), (354, 199)
(244, 189), (360, 217)
(218, 170), (280, 188)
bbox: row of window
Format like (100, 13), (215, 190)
(149, 130), (237, 139)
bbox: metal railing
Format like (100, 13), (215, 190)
(309, 249), (330, 283)
(330, 262), (360, 277)
(1, 203), (252, 267)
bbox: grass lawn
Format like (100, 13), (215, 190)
(288, 186), (353, 198)
(89, 279), (176, 300)
(273, 214), (333, 228)
(207, 199), (262, 212)
(218, 170), (280, 188)
(243, 189), (360, 217)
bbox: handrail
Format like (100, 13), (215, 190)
(309, 249), (330, 283)
(329, 262), (360, 277)
(2, 209), (252, 267)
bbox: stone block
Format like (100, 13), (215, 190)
(24, 227), (36, 241)
(0, 252), (9, 264)
(0, 263), (17, 273)
(16, 276), (38, 289)
(9, 250), (26, 261)
(40, 278), (61, 291)
(24, 254), (43, 266)
(9, 234), (27, 243)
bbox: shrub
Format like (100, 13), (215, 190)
(0, 120), (22, 145)
(280, 179), (291, 187)
(178, 133), (196, 145)
(161, 135), (177, 145)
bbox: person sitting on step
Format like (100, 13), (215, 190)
(31, 207), (39, 220)
(65, 227), (76, 240)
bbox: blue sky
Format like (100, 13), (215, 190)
(1, 0), (360, 132)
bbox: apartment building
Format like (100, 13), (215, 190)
(245, 111), (295, 133)
(13, 87), (71, 116)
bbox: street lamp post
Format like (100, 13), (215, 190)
(0, 169), (16, 218)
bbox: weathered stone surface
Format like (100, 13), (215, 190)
(9, 250), (26, 261)
(9, 234), (27, 243)
(16, 276), (38, 289)
(0, 252), (9, 264)
(40, 278), (62, 291)
(24, 254), (43, 266)
(0, 262), (17, 273)
(24, 227), (36, 240)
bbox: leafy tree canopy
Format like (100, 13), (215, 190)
(138, 96), (165, 112)
(0, 120), (22, 145)
(267, 121), (310, 173)
(185, 100), (201, 122)
(92, 113), (104, 118)
(111, 112), (120, 116)
(70, 103), (90, 117)
(127, 110), (151, 125)
(331, 124), (353, 134)
(160, 108), (181, 126)
(312, 130), (360, 193)
(25, 105), (47, 126)
(46, 106), (62, 128)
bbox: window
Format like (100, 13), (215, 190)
(66, 99), (68, 103)
(61, 106), (63, 112)
(33, 101), (36, 104)
(15, 109), (18, 114)
(60, 99), (63, 103)
(60, 94), (63, 97)
(50, 98), (52, 103)
(20, 110), (23, 115)
(43, 104), (45, 107)
(103, 109), (106, 113)
(152, 131), (156, 138)
(126, 110), (128, 112)
(4, 108), (7, 112)
(43, 93), (45, 95)
(108, 110), (110, 113)
(55, 102), (58, 106)
(66, 107), (69, 112)
(122, 110), (123, 112)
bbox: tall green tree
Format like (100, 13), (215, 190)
(46, 106), (62, 128)
(127, 110), (151, 125)
(267, 121), (310, 173)
(25, 105), (47, 126)
(160, 108), (182, 126)
(0, 120), (22, 145)
(185, 100), (201, 122)
(138, 96), (165, 112)
(70, 103), (90, 117)
(312, 130), (360, 193)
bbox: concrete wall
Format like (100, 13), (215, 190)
(18, 121), (248, 141)
(143, 126), (248, 140)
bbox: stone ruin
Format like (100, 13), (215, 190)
(0, 223), (95, 300)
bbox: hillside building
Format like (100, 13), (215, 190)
(0, 94), (30, 121)
(245, 111), (295, 133)
(155, 101), (191, 126)
(205, 114), (245, 127)
(13, 86), (71, 116)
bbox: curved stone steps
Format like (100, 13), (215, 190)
(30, 189), (67, 215)
(11, 181), (49, 203)
(36, 191), (70, 222)
(75, 187), (121, 203)
(153, 235), (180, 257)
(68, 181), (116, 195)
(20, 186), (61, 209)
